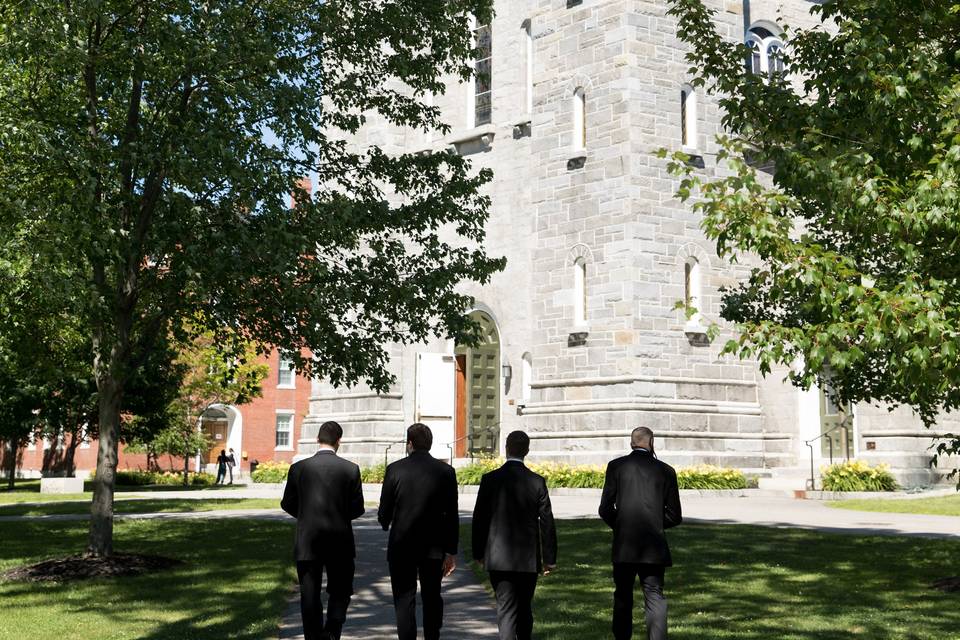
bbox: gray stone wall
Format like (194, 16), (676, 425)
(297, 0), (958, 487)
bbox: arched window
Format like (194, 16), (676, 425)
(746, 24), (785, 76)
(572, 87), (586, 151)
(680, 84), (697, 149)
(522, 20), (534, 114)
(574, 256), (587, 325)
(521, 352), (533, 402)
(684, 257), (702, 326)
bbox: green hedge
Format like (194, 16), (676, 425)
(262, 458), (749, 491)
(449, 460), (747, 490)
(821, 460), (898, 492)
(95, 470), (217, 486)
(250, 461), (290, 484)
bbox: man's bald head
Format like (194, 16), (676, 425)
(631, 427), (654, 450)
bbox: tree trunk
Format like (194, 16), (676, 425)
(87, 377), (121, 557)
(182, 443), (189, 486)
(5, 442), (16, 490)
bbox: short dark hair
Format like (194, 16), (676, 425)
(407, 423), (433, 451)
(505, 430), (530, 459)
(317, 421), (343, 446)
(631, 427), (653, 449)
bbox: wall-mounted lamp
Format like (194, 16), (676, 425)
(501, 363), (513, 379)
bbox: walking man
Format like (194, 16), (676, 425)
(599, 427), (682, 640)
(378, 423), (459, 640)
(472, 431), (557, 640)
(281, 421), (365, 640)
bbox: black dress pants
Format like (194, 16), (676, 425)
(612, 563), (667, 640)
(389, 557), (444, 640)
(489, 570), (538, 640)
(297, 558), (355, 640)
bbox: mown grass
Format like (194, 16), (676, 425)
(0, 518), (295, 640)
(463, 520), (960, 639)
(0, 479), (245, 505)
(0, 498), (280, 517)
(828, 494), (960, 517)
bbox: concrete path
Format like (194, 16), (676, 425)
(278, 514), (498, 640)
(2, 492), (958, 538)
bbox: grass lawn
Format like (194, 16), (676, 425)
(0, 498), (281, 517)
(464, 520), (960, 639)
(0, 518), (295, 640)
(828, 494), (960, 517)
(0, 480), (246, 504)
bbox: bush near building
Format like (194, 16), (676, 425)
(253, 459), (749, 491)
(821, 460), (899, 492)
(91, 471), (217, 487)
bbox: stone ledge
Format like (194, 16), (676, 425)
(40, 477), (84, 494)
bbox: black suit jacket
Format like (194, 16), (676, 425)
(280, 450), (365, 561)
(377, 450), (459, 562)
(471, 461), (557, 574)
(598, 449), (682, 566)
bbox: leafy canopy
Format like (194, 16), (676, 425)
(664, 0), (960, 480)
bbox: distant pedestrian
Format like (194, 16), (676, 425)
(216, 449), (228, 485)
(227, 448), (237, 484)
(599, 427), (682, 640)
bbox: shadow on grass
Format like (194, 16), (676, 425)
(0, 518), (295, 640)
(464, 520), (960, 640)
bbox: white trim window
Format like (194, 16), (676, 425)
(468, 17), (493, 128)
(746, 25), (785, 76)
(572, 87), (586, 151)
(275, 412), (294, 451)
(79, 425), (91, 450)
(278, 353), (295, 388)
(521, 352), (533, 403)
(680, 84), (697, 150)
(522, 20), (534, 114)
(684, 256), (703, 328)
(573, 256), (588, 325)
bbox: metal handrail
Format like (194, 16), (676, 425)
(804, 419), (852, 490)
(382, 440), (407, 468)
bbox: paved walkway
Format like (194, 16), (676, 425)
(278, 514), (498, 640)
(3, 491), (958, 538)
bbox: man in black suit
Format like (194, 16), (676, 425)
(599, 427), (682, 640)
(472, 430), (557, 640)
(378, 423), (459, 640)
(281, 421), (365, 640)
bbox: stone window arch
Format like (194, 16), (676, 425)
(746, 23), (785, 76)
(572, 87), (586, 151)
(568, 243), (594, 326)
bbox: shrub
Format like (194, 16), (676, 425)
(455, 459), (501, 485)
(250, 461), (290, 484)
(99, 470), (217, 486)
(528, 461), (606, 488)
(676, 465), (748, 490)
(821, 460), (898, 492)
(359, 463), (386, 483)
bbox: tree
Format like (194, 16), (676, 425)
(161, 328), (267, 485)
(663, 0), (960, 483)
(0, 0), (502, 555)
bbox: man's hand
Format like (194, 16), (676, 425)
(543, 564), (557, 576)
(442, 554), (457, 577)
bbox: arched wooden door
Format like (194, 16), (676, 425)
(455, 311), (500, 456)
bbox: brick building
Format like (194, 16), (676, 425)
(6, 348), (311, 480)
